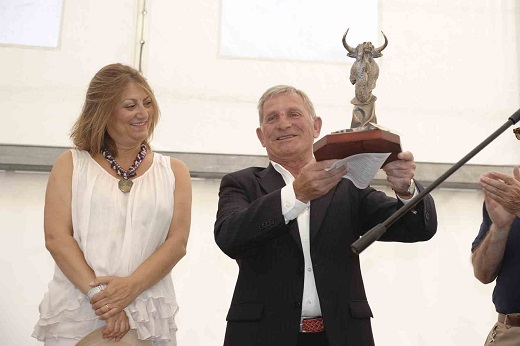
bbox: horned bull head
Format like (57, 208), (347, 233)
(342, 28), (388, 58)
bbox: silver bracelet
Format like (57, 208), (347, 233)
(86, 284), (105, 300)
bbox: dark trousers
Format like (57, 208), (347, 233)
(297, 332), (329, 346)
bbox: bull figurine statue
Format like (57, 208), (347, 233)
(342, 29), (388, 128)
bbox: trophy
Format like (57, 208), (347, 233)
(313, 29), (401, 164)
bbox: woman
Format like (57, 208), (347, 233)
(32, 63), (192, 345)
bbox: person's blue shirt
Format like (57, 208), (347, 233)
(472, 203), (520, 314)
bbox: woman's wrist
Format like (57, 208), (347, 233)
(86, 284), (106, 300)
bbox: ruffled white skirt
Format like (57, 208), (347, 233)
(32, 267), (178, 345)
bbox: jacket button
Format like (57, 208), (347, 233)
(292, 301), (301, 308)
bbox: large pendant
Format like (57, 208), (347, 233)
(118, 178), (133, 193)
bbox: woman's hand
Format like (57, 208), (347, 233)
(102, 310), (130, 341)
(89, 276), (141, 320)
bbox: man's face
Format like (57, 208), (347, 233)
(256, 92), (321, 164)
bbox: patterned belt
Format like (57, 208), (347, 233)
(498, 313), (520, 327)
(300, 317), (325, 333)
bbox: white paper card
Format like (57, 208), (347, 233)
(328, 152), (391, 189)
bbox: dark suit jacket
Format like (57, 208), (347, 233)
(214, 164), (437, 346)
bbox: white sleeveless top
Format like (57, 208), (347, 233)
(33, 149), (178, 345)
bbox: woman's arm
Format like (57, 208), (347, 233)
(44, 151), (96, 293)
(46, 151), (131, 338)
(90, 157), (192, 319)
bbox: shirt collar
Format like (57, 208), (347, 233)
(271, 161), (294, 183)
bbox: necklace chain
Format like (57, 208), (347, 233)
(101, 143), (147, 180)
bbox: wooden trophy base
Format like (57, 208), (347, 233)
(313, 126), (402, 165)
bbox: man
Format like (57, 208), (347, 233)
(472, 162), (520, 345)
(214, 85), (437, 346)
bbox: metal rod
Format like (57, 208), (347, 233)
(351, 108), (520, 254)
(138, 0), (147, 73)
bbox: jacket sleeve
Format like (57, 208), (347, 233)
(360, 180), (437, 242)
(214, 172), (293, 259)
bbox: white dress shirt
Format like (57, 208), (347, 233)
(272, 162), (322, 318)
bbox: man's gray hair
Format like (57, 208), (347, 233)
(257, 85), (317, 125)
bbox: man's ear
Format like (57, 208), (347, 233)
(256, 127), (266, 147)
(313, 116), (322, 138)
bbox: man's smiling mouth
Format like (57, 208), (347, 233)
(277, 135), (296, 140)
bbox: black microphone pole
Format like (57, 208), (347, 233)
(351, 108), (520, 255)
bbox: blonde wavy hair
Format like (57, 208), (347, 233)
(70, 63), (160, 156)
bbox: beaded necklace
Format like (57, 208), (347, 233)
(101, 143), (147, 193)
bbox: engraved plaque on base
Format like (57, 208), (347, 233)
(313, 124), (401, 165)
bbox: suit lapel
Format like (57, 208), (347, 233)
(310, 184), (337, 240)
(256, 164), (303, 251)
(256, 164), (285, 194)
